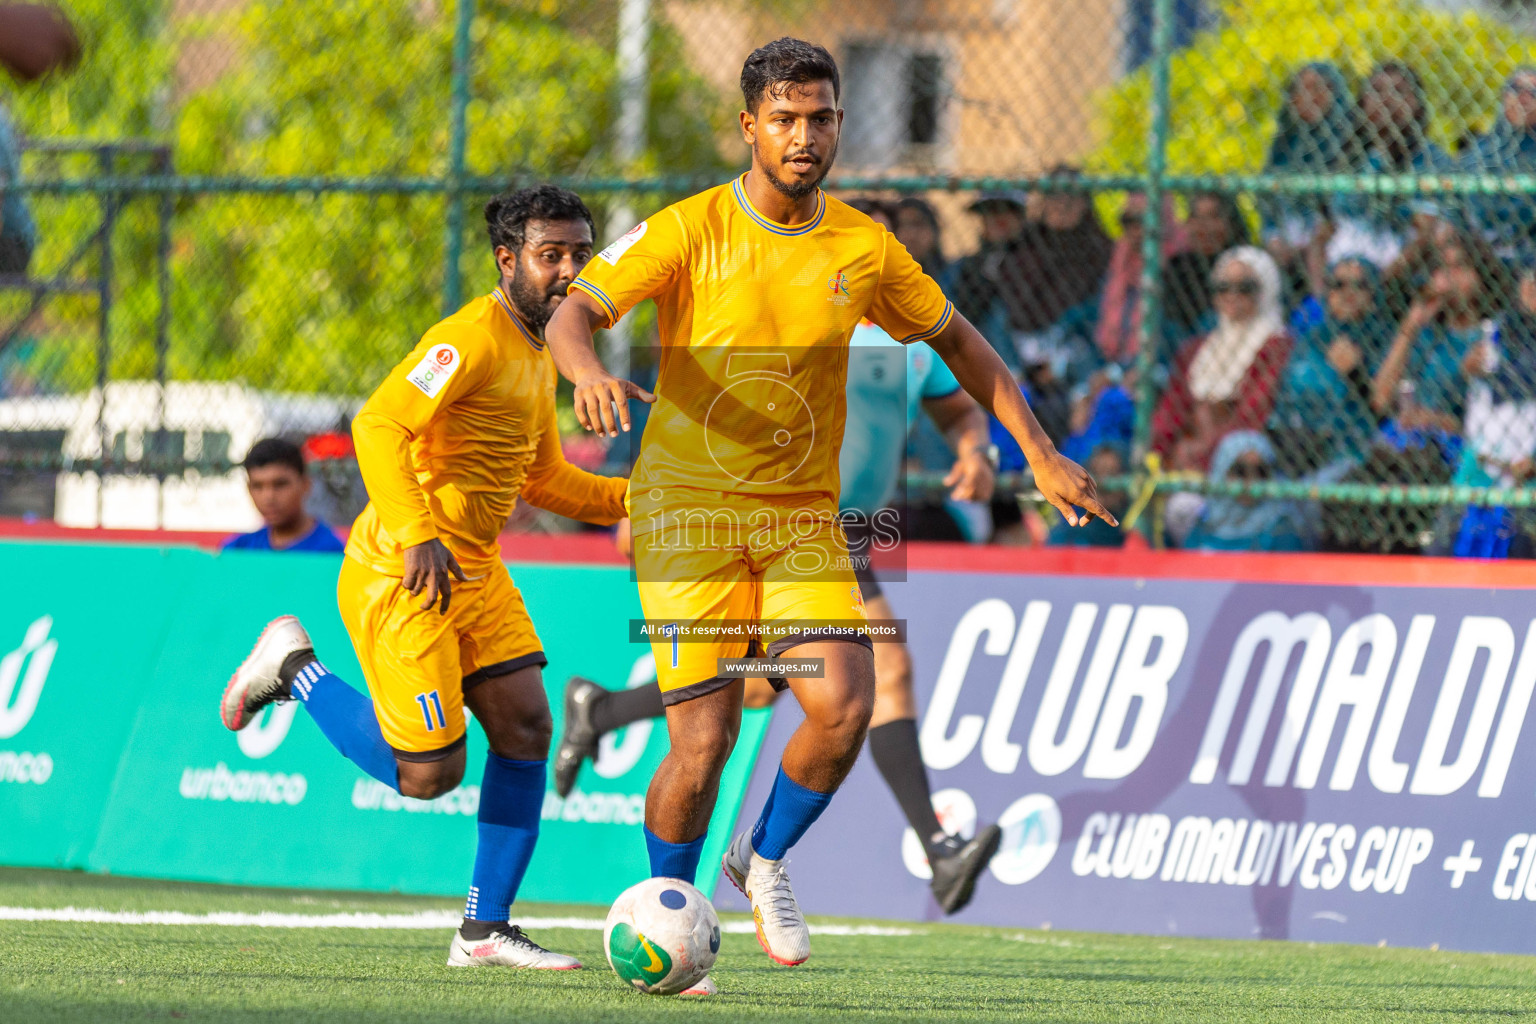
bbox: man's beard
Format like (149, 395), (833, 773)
(759, 138), (837, 201)
(507, 266), (562, 331)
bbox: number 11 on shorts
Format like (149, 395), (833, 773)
(416, 690), (447, 732)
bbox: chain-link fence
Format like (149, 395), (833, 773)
(5, 0), (1536, 556)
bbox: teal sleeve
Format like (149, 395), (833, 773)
(919, 344), (960, 399)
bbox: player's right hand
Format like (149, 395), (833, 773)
(1032, 449), (1117, 529)
(572, 371), (656, 438)
(402, 538), (468, 614)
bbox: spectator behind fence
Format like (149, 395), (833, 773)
(1151, 246), (1292, 472)
(846, 195), (895, 231)
(996, 166), (1113, 366)
(1261, 62), (1352, 290)
(1096, 192), (1187, 368)
(1372, 232), (1510, 446)
(1329, 61), (1453, 273)
(1462, 67), (1536, 265)
(894, 197), (946, 280)
(1269, 256), (1392, 475)
(1452, 262), (1536, 558)
(1164, 192), (1249, 340)
(950, 190), (1028, 369)
(1183, 431), (1311, 553)
(224, 438), (346, 553)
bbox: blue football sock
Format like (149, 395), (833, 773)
(751, 765), (834, 861)
(644, 826), (705, 884)
(290, 661), (399, 791)
(464, 755), (545, 922)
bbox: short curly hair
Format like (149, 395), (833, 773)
(740, 37), (839, 114)
(484, 184), (594, 253)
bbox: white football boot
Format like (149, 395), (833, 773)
(221, 615), (313, 731)
(681, 974), (719, 996)
(722, 831), (811, 966)
(446, 924), (582, 969)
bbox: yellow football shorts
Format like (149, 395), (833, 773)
(633, 516), (871, 704)
(335, 555), (546, 759)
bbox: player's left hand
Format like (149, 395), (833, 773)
(1032, 449), (1117, 528)
(944, 449), (995, 503)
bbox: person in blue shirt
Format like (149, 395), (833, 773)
(223, 437), (345, 553)
(552, 319), (1007, 916)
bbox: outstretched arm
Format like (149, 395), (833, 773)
(925, 311), (1115, 527)
(521, 401), (629, 524)
(545, 289), (655, 437)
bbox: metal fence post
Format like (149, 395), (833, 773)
(1132, 0), (1175, 542)
(443, 0), (476, 316)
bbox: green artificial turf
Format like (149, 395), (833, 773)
(2, 867), (1534, 1023)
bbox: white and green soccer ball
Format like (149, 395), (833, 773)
(604, 876), (720, 994)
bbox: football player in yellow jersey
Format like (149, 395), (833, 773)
(220, 186), (630, 970)
(547, 39), (1114, 975)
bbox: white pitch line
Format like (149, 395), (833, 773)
(0, 906), (917, 937)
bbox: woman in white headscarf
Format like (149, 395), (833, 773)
(1151, 245), (1294, 471)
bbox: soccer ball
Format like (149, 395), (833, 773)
(604, 876), (720, 994)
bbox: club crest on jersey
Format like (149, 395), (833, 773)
(827, 272), (852, 306)
(598, 220), (648, 266)
(407, 344), (461, 399)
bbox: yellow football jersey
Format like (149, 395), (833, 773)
(571, 174), (951, 534)
(347, 287), (628, 577)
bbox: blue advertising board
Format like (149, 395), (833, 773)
(723, 563), (1536, 954)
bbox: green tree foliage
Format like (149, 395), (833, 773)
(10, 0), (731, 395)
(1090, 0), (1536, 175)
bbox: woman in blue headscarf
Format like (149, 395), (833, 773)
(1183, 431), (1311, 552)
(1330, 61), (1454, 275)
(1270, 256), (1392, 474)
(1461, 67), (1536, 265)
(1262, 63), (1352, 283)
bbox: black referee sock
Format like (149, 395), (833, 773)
(459, 917), (501, 940)
(867, 718), (946, 859)
(589, 680), (666, 736)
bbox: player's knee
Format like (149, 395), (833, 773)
(520, 706), (555, 755)
(397, 762), (463, 800)
(671, 728), (736, 775)
(808, 685), (874, 744)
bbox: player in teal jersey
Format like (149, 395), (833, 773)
(554, 316), (1004, 915)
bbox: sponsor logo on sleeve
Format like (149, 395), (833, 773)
(407, 344), (461, 398)
(598, 221), (648, 266)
